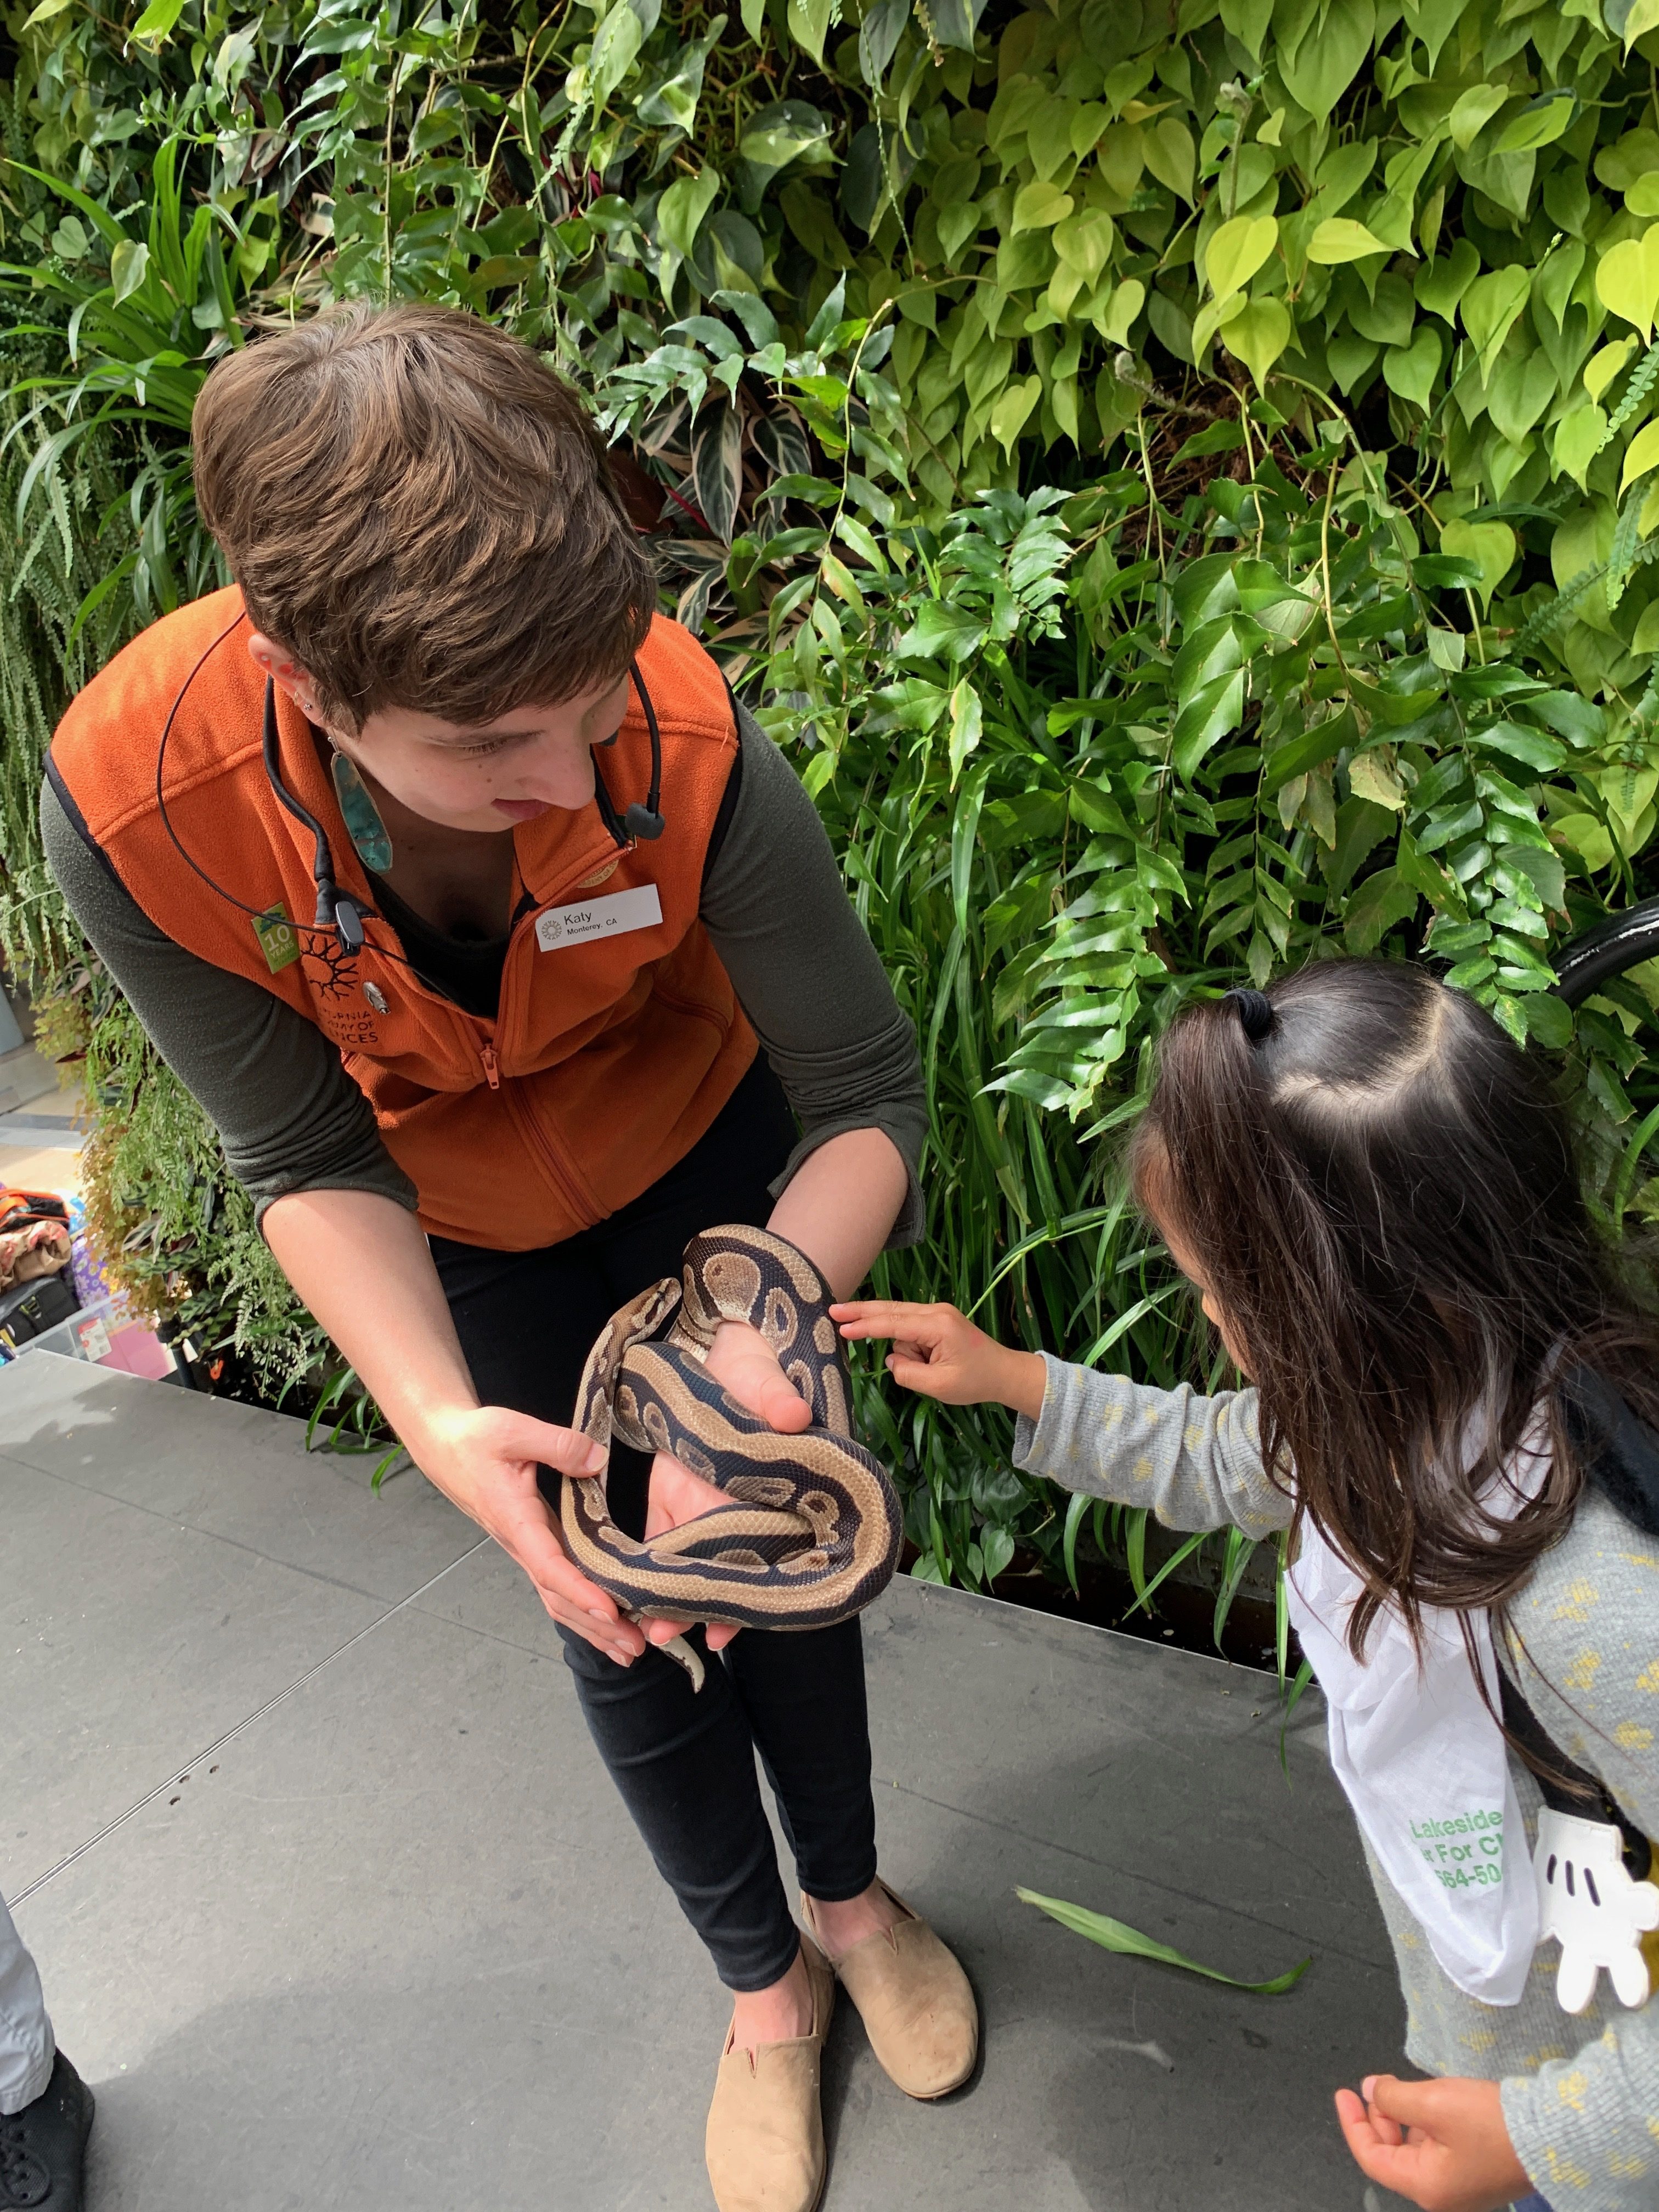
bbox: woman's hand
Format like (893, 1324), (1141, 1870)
(706, 1316), (812, 1434)
(831, 1299), (1048, 1420)
(416, 1402), (647, 1665)
(1334, 2075), (1531, 2212)
(636, 1318), (812, 1656)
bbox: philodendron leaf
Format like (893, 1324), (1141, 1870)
(1462, 265), (1532, 382)
(1439, 518), (1516, 608)
(1222, 297), (1291, 387)
(109, 238), (149, 305)
(1555, 402), (1610, 490)
(1307, 217), (1388, 263)
(1497, 89), (1575, 154)
(1205, 213), (1277, 301)
(1011, 180), (1073, 234)
(991, 374), (1042, 455)
(1449, 82), (1508, 149)
(657, 168), (720, 258)
(1621, 415), (1659, 493)
(1381, 321), (1441, 409)
(1017, 1888), (1312, 1995)
(1586, 338), (1638, 400)
(1595, 226), (1659, 344)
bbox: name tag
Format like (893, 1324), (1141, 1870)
(535, 883), (663, 950)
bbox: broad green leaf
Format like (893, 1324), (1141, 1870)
(588, 0), (645, 112)
(1439, 518), (1516, 610)
(1348, 749), (1406, 809)
(1144, 117), (1195, 201)
(1307, 218), (1387, 264)
(1461, 266), (1532, 381)
(1625, 0), (1659, 46)
(1381, 323), (1441, 409)
(948, 679), (983, 784)
(1011, 181), (1074, 234)
(1497, 91), (1575, 154)
(1279, 0), (1374, 119)
(857, 0), (907, 84)
(1414, 241), (1479, 326)
(786, 0), (836, 65)
(1344, 867), (1419, 953)
(128, 0), (186, 37)
(49, 215), (89, 262)
(1596, 227), (1659, 343)
(23, 0), (77, 23)
(1621, 415), (1659, 492)
(109, 238), (150, 306)
(1553, 404), (1608, 492)
(1017, 1888), (1311, 1995)
(657, 168), (721, 258)
(1426, 625), (1467, 672)
(1585, 338), (1638, 402)
(1486, 351), (1557, 444)
(738, 101), (832, 176)
(1053, 208), (1115, 283)
(1205, 214), (1278, 301)
(991, 374), (1042, 454)
(1449, 84), (1509, 150)
(1222, 297), (1291, 387)
(1101, 279), (1145, 347)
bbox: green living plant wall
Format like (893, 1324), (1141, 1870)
(2, 0), (1659, 1610)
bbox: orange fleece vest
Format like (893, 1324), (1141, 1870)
(50, 586), (757, 1249)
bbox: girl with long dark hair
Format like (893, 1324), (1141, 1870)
(836, 959), (1659, 2212)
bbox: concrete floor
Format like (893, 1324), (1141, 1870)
(0, 1349), (1411, 2212)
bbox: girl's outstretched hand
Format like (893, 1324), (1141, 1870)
(1334, 2075), (1531, 2212)
(830, 1299), (1048, 1420)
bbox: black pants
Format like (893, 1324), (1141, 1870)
(431, 1060), (879, 1990)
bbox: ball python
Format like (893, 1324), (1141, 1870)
(561, 1223), (902, 1690)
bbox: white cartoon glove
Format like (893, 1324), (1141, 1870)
(1534, 1808), (1659, 2014)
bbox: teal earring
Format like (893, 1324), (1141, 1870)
(330, 752), (394, 874)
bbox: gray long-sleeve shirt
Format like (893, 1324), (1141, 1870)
(42, 707), (927, 1243)
(1015, 1352), (1659, 2211)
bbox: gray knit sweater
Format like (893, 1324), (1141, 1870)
(1014, 1353), (1659, 2209)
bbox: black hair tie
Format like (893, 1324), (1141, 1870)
(1223, 987), (1276, 1043)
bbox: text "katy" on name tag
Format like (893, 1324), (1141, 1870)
(535, 883), (663, 951)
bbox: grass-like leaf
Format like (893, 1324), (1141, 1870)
(1016, 1887), (1312, 1996)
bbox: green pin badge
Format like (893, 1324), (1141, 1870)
(252, 904), (301, 974)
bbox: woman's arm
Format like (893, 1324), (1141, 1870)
(261, 1187), (652, 1663)
(832, 1299), (1290, 1537)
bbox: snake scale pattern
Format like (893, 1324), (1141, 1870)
(561, 1224), (903, 1689)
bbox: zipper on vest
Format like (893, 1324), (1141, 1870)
(479, 1042), (500, 1090)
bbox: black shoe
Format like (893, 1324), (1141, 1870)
(0, 2053), (94, 2210)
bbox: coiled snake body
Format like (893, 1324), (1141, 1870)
(561, 1224), (902, 1689)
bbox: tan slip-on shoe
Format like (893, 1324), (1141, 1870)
(801, 1882), (978, 2100)
(704, 1934), (836, 2212)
